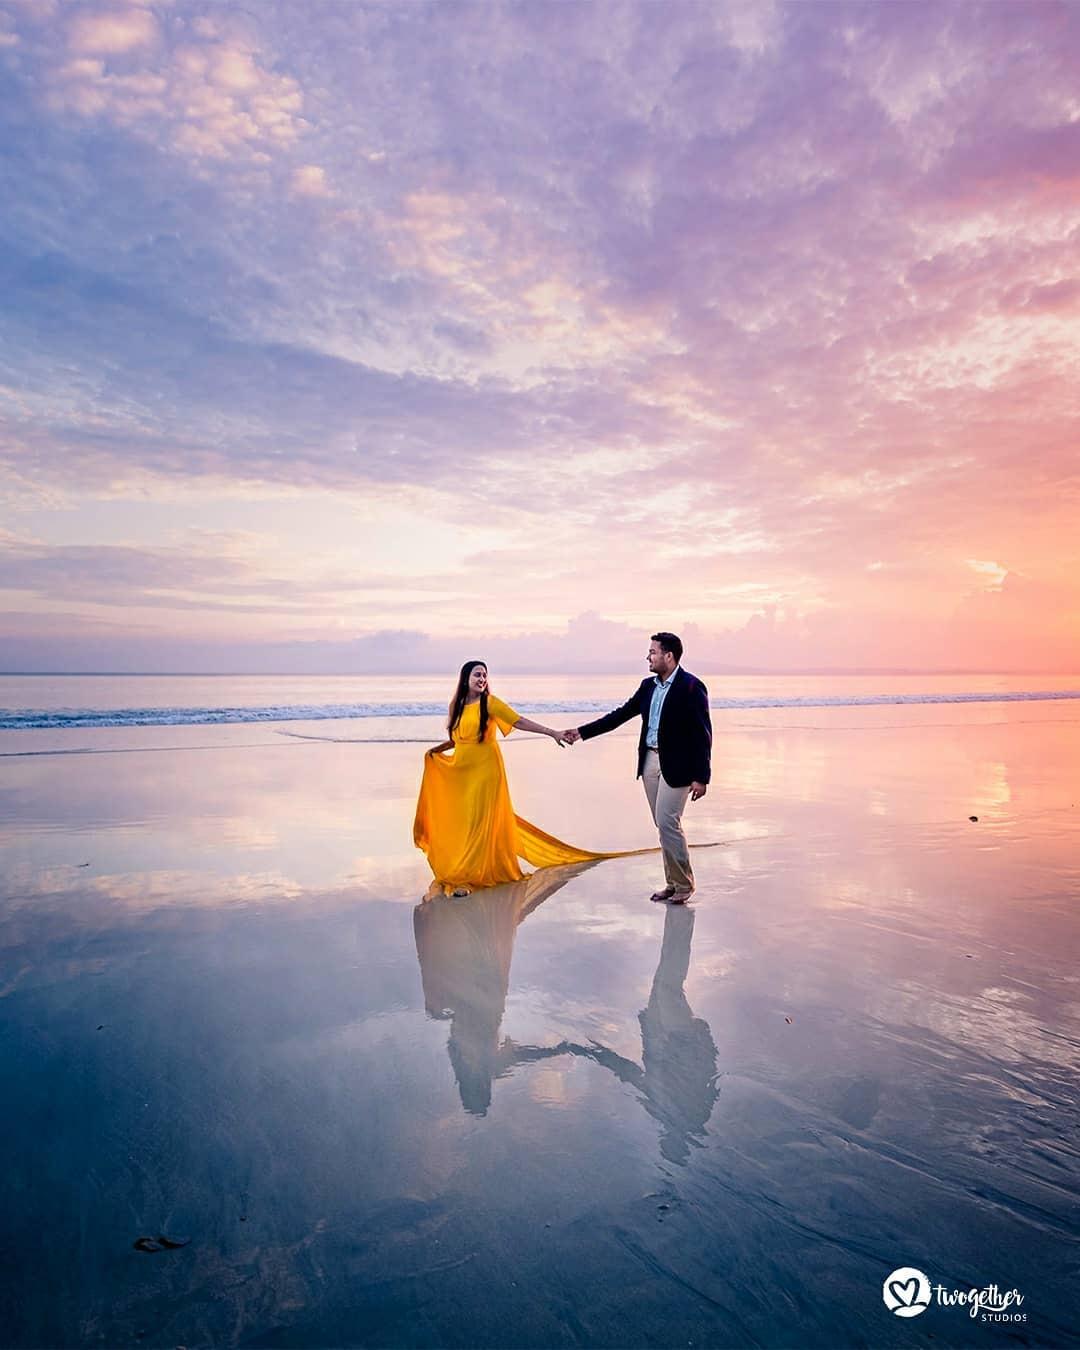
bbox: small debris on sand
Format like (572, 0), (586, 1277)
(133, 1234), (190, 1253)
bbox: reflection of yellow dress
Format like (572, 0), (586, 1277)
(413, 695), (621, 889)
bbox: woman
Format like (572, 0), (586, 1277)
(413, 660), (621, 894)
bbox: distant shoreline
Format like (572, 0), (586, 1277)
(3, 668), (1080, 679)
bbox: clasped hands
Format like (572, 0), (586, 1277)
(541, 727), (580, 748)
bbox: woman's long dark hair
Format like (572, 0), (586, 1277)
(448, 660), (489, 742)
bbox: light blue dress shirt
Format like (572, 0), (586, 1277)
(645, 667), (679, 749)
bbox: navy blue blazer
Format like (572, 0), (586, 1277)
(578, 667), (712, 787)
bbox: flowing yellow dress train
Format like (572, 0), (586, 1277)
(413, 695), (635, 889)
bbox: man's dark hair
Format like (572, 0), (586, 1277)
(651, 631), (683, 663)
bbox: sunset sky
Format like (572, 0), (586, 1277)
(1, 0), (1078, 673)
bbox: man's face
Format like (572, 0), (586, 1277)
(647, 641), (674, 676)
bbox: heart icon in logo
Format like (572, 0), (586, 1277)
(883, 1266), (931, 1317)
(889, 1278), (920, 1307)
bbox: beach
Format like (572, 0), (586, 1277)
(2, 685), (1079, 1348)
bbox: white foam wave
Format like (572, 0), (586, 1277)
(2, 689), (1079, 730)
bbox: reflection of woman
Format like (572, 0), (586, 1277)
(413, 865), (589, 1114)
(413, 660), (625, 894)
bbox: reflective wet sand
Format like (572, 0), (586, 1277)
(2, 707), (1078, 1347)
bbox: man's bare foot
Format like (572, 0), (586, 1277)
(650, 885), (676, 902)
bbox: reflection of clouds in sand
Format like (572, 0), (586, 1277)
(3, 742), (412, 882)
(528, 1065), (573, 1107)
(8, 797), (432, 903)
(541, 898), (660, 942)
(719, 849), (747, 877)
(0, 864), (434, 918)
(688, 949), (738, 984)
(87, 869), (306, 909)
(869, 789), (889, 818)
(276, 1014), (473, 1201)
(697, 717), (1069, 834)
(715, 829), (774, 876)
(870, 978), (1080, 1076)
(345, 856), (431, 899)
(820, 880), (873, 910)
(972, 760), (1012, 817)
(3, 714), (1077, 1348)
(713, 732), (830, 803)
(2, 863), (303, 908)
(722, 817), (776, 840)
(0, 863), (90, 903)
(217, 819), (281, 850)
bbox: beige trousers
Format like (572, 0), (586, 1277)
(642, 749), (694, 890)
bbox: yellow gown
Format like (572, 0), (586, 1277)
(413, 694), (627, 889)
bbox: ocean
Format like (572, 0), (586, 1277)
(3, 670), (1080, 730)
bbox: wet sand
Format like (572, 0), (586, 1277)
(1, 705), (1079, 1347)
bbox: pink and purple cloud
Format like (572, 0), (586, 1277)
(0, 1), (1077, 671)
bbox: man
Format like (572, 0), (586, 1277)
(563, 632), (711, 903)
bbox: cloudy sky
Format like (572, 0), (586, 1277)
(1, 0), (1078, 673)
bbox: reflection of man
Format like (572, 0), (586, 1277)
(638, 904), (719, 1164)
(577, 905), (719, 1164)
(564, 632), (712, 903)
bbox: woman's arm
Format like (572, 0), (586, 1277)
(513, 715), (568, 746)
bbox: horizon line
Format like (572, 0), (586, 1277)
(3, 667), (1079, 679)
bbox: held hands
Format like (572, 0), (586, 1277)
(690, 781), (707, 801)
(547, 726), (581, 748)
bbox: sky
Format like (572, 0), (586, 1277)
(1, 0), (1078, 674)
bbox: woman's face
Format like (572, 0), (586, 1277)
(468, 665), (488, 696)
